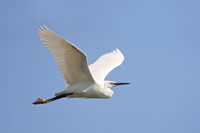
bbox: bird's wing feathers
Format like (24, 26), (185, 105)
(89, 49), (124, 81)
(38, 26), (94, 86)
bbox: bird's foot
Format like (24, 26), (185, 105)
(33, 98), (47, 105)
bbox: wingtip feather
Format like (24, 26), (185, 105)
(114, 48), (124, 60)
(39, 25), (50, 32)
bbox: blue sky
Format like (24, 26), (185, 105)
(1, 0), (200, 133)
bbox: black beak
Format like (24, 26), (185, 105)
(113, 83), (130, 86)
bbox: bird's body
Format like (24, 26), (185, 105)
(33, 26), (129, 105)
(57, 81), (113, 99)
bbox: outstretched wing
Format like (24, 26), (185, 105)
(38, 26), (94, 86)
(89, 49), (124, 81)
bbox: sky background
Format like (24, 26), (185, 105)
(0, 0), (200, 133)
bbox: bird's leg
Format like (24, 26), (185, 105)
(33, 93), (73, 105)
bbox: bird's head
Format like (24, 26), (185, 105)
(104, 81), (130, 89)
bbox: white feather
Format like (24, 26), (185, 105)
(38, 26), (94, 86)
(89, 49), (124, 81)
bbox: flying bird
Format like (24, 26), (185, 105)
(33, 26), (129, 105)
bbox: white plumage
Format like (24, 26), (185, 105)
(38, 26), (94, 86)
(33, 26), (129, 105)
(89, 49), (124, 81)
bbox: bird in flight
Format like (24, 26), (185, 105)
(33, 26), (129, 105)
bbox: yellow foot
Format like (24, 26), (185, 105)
(33, 98), (47, 105)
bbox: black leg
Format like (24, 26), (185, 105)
(51, 93), (73, 101)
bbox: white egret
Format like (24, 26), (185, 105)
(33, 26), (129, 105)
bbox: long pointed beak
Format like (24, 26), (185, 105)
(113, 83), (130, 86)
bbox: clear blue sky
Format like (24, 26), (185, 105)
(1, 0), (200, 133)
